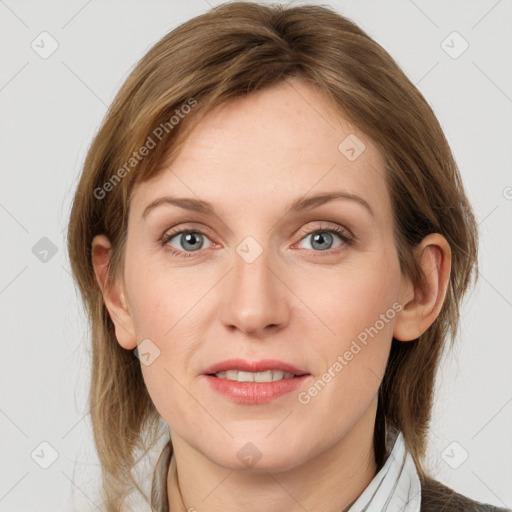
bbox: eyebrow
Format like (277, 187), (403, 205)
(141, 191), (374, 220)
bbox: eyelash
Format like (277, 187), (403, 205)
(160, 223), (354, 258)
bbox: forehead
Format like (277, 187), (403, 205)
(130, 79), (391, 222)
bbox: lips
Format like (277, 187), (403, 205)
(203, 360), (311, 404)
(202, 358), (309, 377)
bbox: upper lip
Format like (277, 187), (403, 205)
(203, 358), (309, 376)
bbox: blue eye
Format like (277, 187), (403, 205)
(161, 224), (353, 258)
(163, 230), (212, 256)
(297, 230), (345, 251)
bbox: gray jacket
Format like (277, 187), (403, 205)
(419, 475), (511, 512)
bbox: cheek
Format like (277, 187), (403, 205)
(123, 256), (206, 412)
(124, 254), (188, 338)
(292, 275), (399, 443)
(295, 249), (401, 383)
(300, 259), (399, 337)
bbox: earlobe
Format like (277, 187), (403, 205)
(393, 233), (452, 342)
(91, 234), (137, 350)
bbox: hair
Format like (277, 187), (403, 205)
(66, 1), (478, 510)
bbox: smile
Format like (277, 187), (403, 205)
(212, 370), (297, 382)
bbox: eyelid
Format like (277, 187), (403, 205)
(161, 222), (215, 241)
(295, 222), (354, 242)
(160, 224), (216, 247)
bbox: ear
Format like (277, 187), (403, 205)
(91, 234), (137, 350)
(393, 233), (452, 342)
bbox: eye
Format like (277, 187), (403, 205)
(163, 230), (212, 256)
(161, 223), (353, 258)
(294, 225), (353, 253)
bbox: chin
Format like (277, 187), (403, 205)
(203, 436), (311, 474)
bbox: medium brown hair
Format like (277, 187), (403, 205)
(67, 2), (478, 510)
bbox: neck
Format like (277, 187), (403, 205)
(167, 400), (379, 512)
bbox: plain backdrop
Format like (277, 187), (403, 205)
(0, 0), (511, 510)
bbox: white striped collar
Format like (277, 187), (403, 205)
(346, 430), (421, 512)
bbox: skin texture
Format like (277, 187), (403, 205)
(92, 78), (451, 511)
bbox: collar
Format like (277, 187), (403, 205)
(151, 428), (421, 512)
(345, 429), (421, 511)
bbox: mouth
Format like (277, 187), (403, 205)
(203, 358), (309, 380)
(202, 359), (310, 404)
(208, 369), (302, 382)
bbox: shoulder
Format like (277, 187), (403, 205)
(420, 475), (511, 512)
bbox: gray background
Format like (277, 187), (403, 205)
(1, 0), (511, 510)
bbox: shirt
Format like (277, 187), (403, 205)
(150, 426), (423, 511)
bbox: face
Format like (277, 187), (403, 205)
(119, 79), (405, 472)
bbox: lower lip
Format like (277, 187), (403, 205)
(204, 374), (310, 404)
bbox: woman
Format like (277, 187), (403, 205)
(67, 2), (510, 511)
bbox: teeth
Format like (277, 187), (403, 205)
(254, 370), (273, 382)
(214, 370), (295, 382)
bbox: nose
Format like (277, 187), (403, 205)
(219, 244), (290, 338)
